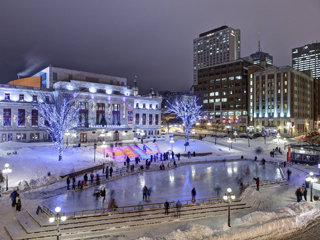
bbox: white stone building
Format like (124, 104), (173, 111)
(0, 66), (162, 144)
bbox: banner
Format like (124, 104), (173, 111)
(128, 104), (133, 124)
(287, 147), (291, 162)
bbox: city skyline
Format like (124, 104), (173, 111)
(1, 0), (320, 94)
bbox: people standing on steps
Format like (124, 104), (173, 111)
(66, 176), (70, 190)
(164, 200), (169, 215)
(72, 177), (76, 190)
(191, 187), (196, 203)
(253, 177), (260, 191)
(176, 200), (182, 217)
(84, 173), (88, 184)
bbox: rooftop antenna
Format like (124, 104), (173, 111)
(258, 32), (261, 52)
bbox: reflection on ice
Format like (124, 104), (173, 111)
(42, 161), (281, 213)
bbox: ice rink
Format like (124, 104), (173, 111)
(42, 161), (282, 213)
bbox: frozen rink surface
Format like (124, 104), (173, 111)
(42, 161), (282, 213)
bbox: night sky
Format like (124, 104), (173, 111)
(1, 0), (320, 94)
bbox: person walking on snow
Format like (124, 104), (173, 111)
(15, 194), (21, 211)
(303, 184), (308, 201)
(253, 177), (260, 191)
(10, 190), (17, 207)
(101, 188), (106, 202)
(287, 169), (292, 181)
(142, 186), (148, 201)
(191, 188), (196, 203)
(296, 187), (303, 202)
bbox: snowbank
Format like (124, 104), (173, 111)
(138, 202), (320, 240)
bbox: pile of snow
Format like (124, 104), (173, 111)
(140, 202), (320, 240)
(18, 174), (61, 191)
(138, 224), (213, 240)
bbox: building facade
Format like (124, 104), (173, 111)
(194, 59), (250, 131)
(193, 25), (241, 85)
(248, 66), (314, 137)
(292, 43), (320, 79)
(1, 66), (162, 144)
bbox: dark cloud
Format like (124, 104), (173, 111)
(0, 0), (320, 93)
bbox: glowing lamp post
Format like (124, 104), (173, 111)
(234, 131), (237, 142)
(3, 163), (12, 191)
(276, 133), (280, 143)
(49, 206), (67, 240)
(170, 137), (174, 152)
(306, 172), (318, 202)
(223, 188), (235, 227)
(192, 130), (195, 141)
(227, 138), (232, 150)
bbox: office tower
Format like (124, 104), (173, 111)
(292, 43), (320, 78)
(193, 25), (241, 85)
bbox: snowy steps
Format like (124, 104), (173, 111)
(4, 183), (280, 240)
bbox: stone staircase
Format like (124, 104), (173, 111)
(4, 183), (283, 240)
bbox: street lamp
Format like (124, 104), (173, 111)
(276, 133), (280, 143)
(192, 129), (195, 142)
(223, 188), (236, 227)
(234, 131), (237, 142)
(283, 138), (287, 150)
(170, 137), (174, 152)
(227, 138), (232, 150)
(3, 163), (12, 191)
(300, 147), (305, 153)
(306, 172), (318, 202)
(49, 206), (67, 240)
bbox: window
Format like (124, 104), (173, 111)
(278, 89), (281, 94)
(142, 114), (146, 125)
(5, 93), (10, 100)
(16, 133), (26, 141)
(284, 81), (287, 85)
(229, 77), (234, 81)
(143, 103), (146, 108)
(236, 104), (241, 108)
(156, 104), (158, 109)
(149, 104), (152, 109)
(228, 104), (234, 108)
(222, 85), (227, 88)
(33, 95), (37, 102)
(135, 113), (139, 125)
(18, 109), (25, 127)
(19, 94), (24, 101)
(155, 114), (159, 125)
(149, 114), (152, 125)
(3, 109), (11, 126)
(209, 99), (214, 103)
(222, 91), (227, 96)
(30, 133), (40, 140)
(136, 103), (139, 108)
(203, 99), (208, 103)
(96, 103), (105, 125)
(284, 88), (287, 93)
(215, 98), (221, 102)
(235, 76), (242, 80)
(228, 111), (234, 116)
(222, 98), (227, 102)
(215, 92), (220, 96)
(228, 91), (233, 95)
(45, 96), (49, 103)
(32, 110), (38, 126)
(210, 92), (215, 96)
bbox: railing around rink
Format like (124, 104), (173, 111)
(59, 177), (285, 218)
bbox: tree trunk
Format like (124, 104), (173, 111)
(185, 130), (190, 143)
(58, 148), (63, 161)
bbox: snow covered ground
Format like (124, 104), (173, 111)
(0, 136), (319, 240)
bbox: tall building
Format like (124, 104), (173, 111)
(193, 25), (241, 85)
(292, 43), (320, 78)
(194, 59), (250, 131)
(248, 66), (314, 137)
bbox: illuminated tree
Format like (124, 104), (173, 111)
(33, 90), (84, 160)
(165, 96), (205, 143)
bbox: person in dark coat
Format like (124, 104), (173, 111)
(193, 151), (196, 157)
(110, 167), (113, 177)
(10, 190), (17, 207)
(66, 176), (70, 190)
(171, 151), (174, 160)
(287, 169), (292, 181)
(72, 177), (76, 190)
(101, 188), (106, 202)
(164, 200), (169, 215)
(253, 177), (260, 191)
(106, 166), (109, 179)
(296, 187), (303, 202)
(191, 188), (196, 203)
(176, 200), (182, 217)
(303, 185), (307, 201)
(177, 153), (180, 161)
(142, 186), (148, 201)
(78, 180), (82, 189)
(84, 173), (88, 184)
